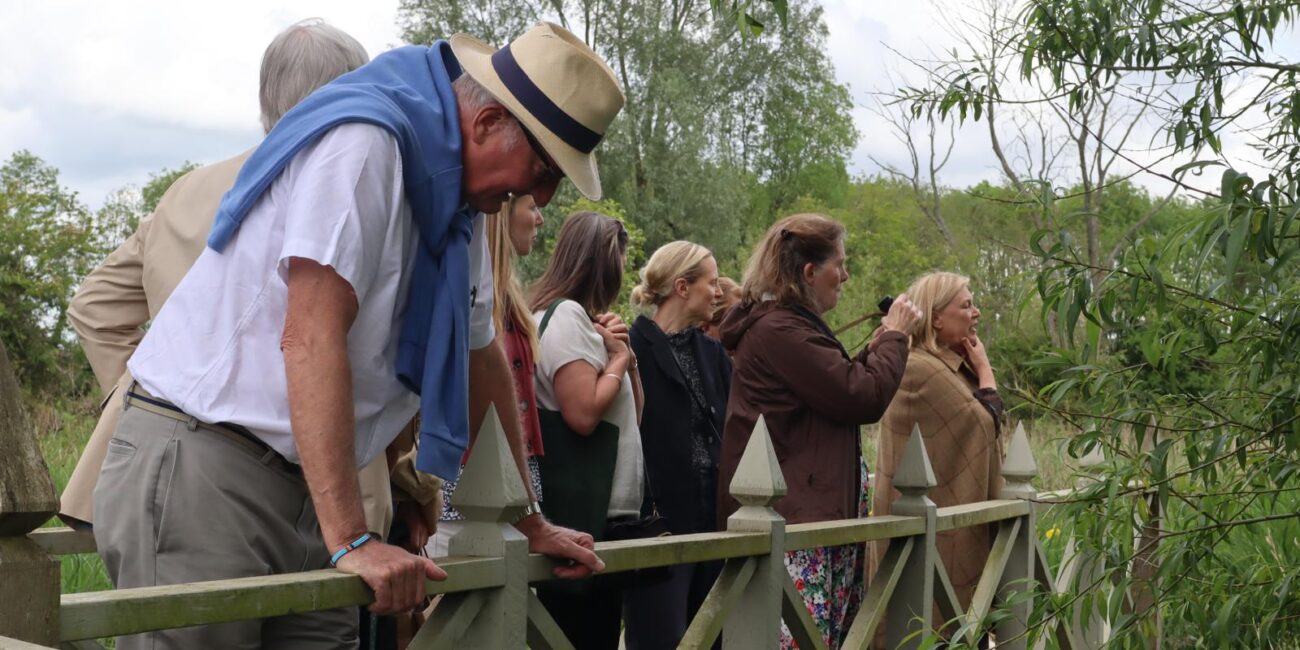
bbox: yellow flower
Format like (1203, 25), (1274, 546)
(1044, 527), (1061, 541)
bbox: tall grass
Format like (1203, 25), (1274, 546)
(30, 395), (113, 595)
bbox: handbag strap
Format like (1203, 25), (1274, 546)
(537, 298), (565, 338)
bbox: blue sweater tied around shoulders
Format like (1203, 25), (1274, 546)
(207, 42), (473, 481)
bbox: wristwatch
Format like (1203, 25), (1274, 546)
(511, 500), (543, 525)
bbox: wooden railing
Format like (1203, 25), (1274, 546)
(1, 400), (1139, 649)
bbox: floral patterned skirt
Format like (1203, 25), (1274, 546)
(779, 458), (871, 649)
(441, 456), (543, 522)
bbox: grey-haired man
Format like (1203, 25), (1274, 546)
(96, 21), (625, 649)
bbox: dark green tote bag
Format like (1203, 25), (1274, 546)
(534, 299), (620, 541)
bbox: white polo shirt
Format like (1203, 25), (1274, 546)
(128, 123), (494, 469)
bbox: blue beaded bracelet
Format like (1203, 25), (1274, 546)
(329, 533), (373, 567)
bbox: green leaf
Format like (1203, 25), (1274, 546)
(1225, 210), (1252, 277)
(1150, 267), (1166, 310)
(1220, 168), (1240, 201)
(1029, 229), (1054, 257)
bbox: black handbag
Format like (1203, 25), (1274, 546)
(603, 483), (670, 542)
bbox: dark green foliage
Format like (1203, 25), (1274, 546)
(0, 152), (100, 395)
(397, 0), (857, 262)
(898, 0), (1300, 642)
(0, 151), (196, 398)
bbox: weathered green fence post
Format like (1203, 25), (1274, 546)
(995, 422), (1039, 650)
(722, 415), (787, 649)
(0, 340), (60, 645)
(885, 425), (937, 650)
(410, 405), (529, 649)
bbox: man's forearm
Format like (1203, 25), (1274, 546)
(469, 340), (535, 502)
(283, 259), (368, 550)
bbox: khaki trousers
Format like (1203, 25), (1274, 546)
(94, 403), (358, 649)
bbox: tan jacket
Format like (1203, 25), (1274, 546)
(871, 347), (1004, 612)
(62, 152), (438, 534)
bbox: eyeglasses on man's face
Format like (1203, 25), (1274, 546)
(519, 121), (565, 183)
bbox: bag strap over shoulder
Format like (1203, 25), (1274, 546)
(538, 299), (565, 338)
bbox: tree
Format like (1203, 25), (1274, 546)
(904, 0), (1300, 643)
(868, 93), (958, 248)
(0, 151), (100, 394)
(96, 161), (199, 252)
(397, 0), (857, 262)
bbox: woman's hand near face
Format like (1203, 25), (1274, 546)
(881, 294), (924, 334)
(961, 332), (996, 389)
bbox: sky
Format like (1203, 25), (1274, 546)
(1, 1), (1295, 210)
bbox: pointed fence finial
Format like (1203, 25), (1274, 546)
(893, 423), (937, 494)
(729, 415), (787, 507)
(452, 405), (529, 522)
(1001, 421), (1039, 485)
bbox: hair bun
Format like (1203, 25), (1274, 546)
(630, 284), (655, 309)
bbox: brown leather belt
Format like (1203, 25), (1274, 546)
(124, 383), (299, 473)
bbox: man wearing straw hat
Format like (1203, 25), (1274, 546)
(96, 22), (621, 649)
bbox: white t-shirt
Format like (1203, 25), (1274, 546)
(533, 300), (643, 518)
(129, 123), (495, 469)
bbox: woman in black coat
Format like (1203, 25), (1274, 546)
(624, 241), (731, 650)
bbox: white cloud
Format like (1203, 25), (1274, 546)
(0, 0), (401, 209)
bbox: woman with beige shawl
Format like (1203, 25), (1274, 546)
(871, 271), (1005, 645)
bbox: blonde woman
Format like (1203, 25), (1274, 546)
(871, 272), (1003, 644)
(431, 194), (545, 555)
(624, 242), (731, 650)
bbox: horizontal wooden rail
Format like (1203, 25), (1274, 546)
(785, 515), (925, 550)
(934, 500), (1029, 532)
(61, 531), (773, 641)
(36, 503), (1028, 563)
(60, 556), (504, 641)
(29, 528), (95, 556)
(527, 530), (772, 583)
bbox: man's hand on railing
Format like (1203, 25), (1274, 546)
(335, 541), (448, 614)
(516, 514), (606, 579)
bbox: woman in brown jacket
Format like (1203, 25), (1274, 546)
(872, 271), (1004, 640)
(718, 213), (923, 649)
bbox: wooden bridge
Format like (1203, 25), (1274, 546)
(1, 379), (1146, 648)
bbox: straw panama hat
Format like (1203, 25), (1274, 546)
(450, 22), (625, 200)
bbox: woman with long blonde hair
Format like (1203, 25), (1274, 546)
(431, 194), (546, 554)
